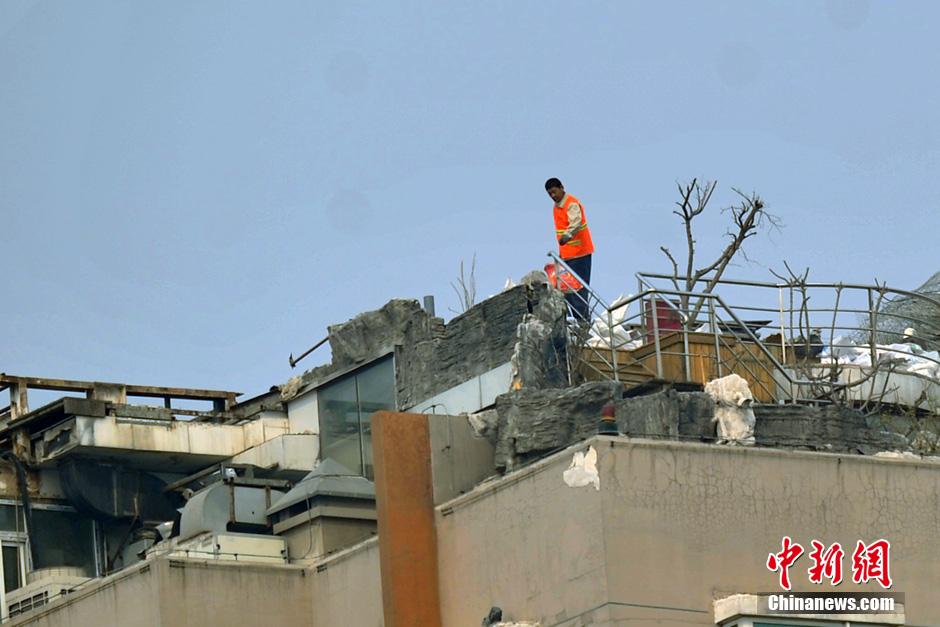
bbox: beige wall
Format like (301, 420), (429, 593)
(15, 433), (940, 627)
(435, 436), (940, 626)
(11, 558), (314, 627)
(436, 450), (609, 626)
(10, 543), (384, 627)
(427, 414), (496, 504)
(10, 538), (383, 627)
(309, 536), (384, 627)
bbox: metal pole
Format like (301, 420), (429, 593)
(608, 309), (619, 382)
(289, 336), (329, 369)
(710, 298), (722, 378)
(868, 288), (878, 369)
(651, 297), (664, 378)
(682, 303), (692, 382)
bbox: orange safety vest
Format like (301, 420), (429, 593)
(553, 193), (594, 259)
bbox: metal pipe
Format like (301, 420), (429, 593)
(868, 289), (879, 369)
(651, 297), (664, 378)
(635, 272), (940, 305)
(710, 299), (722, 379)
(608, 309), (619, 382)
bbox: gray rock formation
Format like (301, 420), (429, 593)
(398, 284), (561, 409)
(615, 390), (715, 441)
(283, 283), (566, 410)
(753, 404), (910, 454)
(509, 287), (568, 390)
(494, 381), (624, 471)
(328, 299), (437, 369)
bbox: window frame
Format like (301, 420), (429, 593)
(316, 353), (396, 478)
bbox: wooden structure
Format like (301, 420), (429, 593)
(581, 332), (785, 403)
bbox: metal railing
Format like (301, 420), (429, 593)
(547, 254), (940, 406)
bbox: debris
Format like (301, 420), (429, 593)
(586, 294), (642, 350)
(468, 409), (499, 446)
(705, 374), (756, 445)
(520, 269), (549, 287)
(792, 328), (824, 359)
(279, 376), (303, 401)
(819, 336), (940, 380)
(562, 445), (599, 490)
(482, 607), (503, 626)
(873, 451), (921, 460)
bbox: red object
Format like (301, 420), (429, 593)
(808, 540), (845, 585)
(544, 262), (583, 293)
(766, 536), (805, 591)
(644, 299), (682, 343)
(851, 539), (892, 589)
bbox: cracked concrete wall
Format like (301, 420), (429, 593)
(601, 438), (940, 626)
(436, 436), (940, 626)
(436, 444), (609, 627)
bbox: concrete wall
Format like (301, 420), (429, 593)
(10, 542), (385, 627)
(436, 448), (609, 626)
(427, 414), (496, 504)
(286, 390), (320, 435)
(11, 558), (314, 627)
(435, 436), (940, 626)
(309, 537), (384, 627)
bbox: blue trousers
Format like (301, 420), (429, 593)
(563, 254), (592, 321)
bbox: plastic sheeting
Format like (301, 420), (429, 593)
(562, 446), (600, 490)
(587, 294), (643, 350)
(819, 336), (940, 381)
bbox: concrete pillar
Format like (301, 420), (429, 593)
(371, 411), (442, 627)
(9, 379), (28, 420)
(90, 383), (127, 404)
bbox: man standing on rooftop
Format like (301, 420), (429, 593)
(545, 177), (594, 321)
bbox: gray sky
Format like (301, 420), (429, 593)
(2, 1), (938, 399)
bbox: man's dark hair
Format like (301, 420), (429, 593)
(544, 177), (563, 190)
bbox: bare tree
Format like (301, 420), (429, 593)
(450, 254), (477, 314)
(770, 262), (904, 409)
(659, 179), (780, 325)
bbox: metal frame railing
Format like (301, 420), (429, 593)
(547, 253), (940, 405)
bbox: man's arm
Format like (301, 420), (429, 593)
(559, 201), (583, 244)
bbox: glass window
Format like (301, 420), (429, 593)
(2, 544), (23, 593)
(0, 505), (24, 533)
(31, 509), (95, 575)
(318, 356), (395, 478)
(318, 375), (363, 476)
